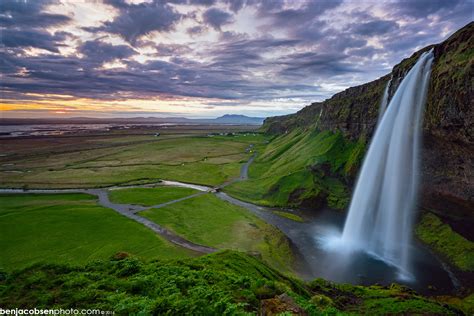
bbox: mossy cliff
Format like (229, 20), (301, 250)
(262, 22), (473, 219)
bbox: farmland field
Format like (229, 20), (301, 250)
(0, 126), (265, 188)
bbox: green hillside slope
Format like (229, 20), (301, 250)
(0, 251), (465, 315)
(226, 129), (365, 209)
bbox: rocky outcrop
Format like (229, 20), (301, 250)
(263, 22), (473, 219)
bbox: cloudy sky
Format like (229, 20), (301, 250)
(1, 0), (472, 118)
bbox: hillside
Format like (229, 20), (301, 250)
(260, 22), (473, 219)
(0, 251), (469, 315)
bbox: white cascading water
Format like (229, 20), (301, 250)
(377, 77), (391, 125)
(340, 49), (434, 278)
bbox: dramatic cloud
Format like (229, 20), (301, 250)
(202, 8), (233, 30)
(1, 29), (68, 53)
(89, 0), (182, 44)
(351, 20), (399, 37)
(1, 0), (472, 118)
(0, 0), (71, 53)
(79, 40), (136, 63)
(392, 0), (466, 17)
(0, 0), (71, 28)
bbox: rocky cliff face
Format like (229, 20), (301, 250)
(263, 22), (473, 219)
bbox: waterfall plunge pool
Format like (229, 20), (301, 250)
(276, 207), (458, 295)
(216, 192), (458, 295)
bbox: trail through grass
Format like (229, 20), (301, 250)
(108, 186), (198, 206)
(0, 193), (193, 270)
(139, 193), (292, 271)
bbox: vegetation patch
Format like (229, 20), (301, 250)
(0, 194), (193, 271)
(108, 186), (197, 206)
(225, 129), (364, 210)
(273, 211), (304, 222)
(437, 293), (474, 315)
(0, 251), (461, 315)
(0, 134), (265, 188)
(139, 194), (293, 272)
(416, 212), (474, 271)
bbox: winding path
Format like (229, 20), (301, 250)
(0, 187), (216, 254)
(0, 144), (461, 293)
(0, 146), (257, 255)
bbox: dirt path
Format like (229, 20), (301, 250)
(0, 187), (216, 254)
(0, 145), (257, 255)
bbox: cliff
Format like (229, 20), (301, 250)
(262, 22), (473, 219)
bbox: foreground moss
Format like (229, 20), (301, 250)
(0, 251), (463, 315)
(416, 212), (474, 271)
(438, 293), (474, 315)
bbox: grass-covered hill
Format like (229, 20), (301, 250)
(226, 129), (365, 209)
(261, 22), (473, 220)
(1, 251), (470, 315)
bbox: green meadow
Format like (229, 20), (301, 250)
(0, 132), (267, 188)
(139, 193), (292, 271)
(108, 186), (198, 206)
(0, 193), (194, 271)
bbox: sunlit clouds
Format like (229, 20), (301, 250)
(1, 0), (472, 118)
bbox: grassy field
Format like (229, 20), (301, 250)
(109, 186), (198, 206)
(0, 193), (194, 271)
(139, 193), (293, 271)
(225, 129), (365, 209)
(0, 129), (267, 188)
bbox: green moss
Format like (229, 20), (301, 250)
(438, 293), (474, 315)
(310, 294), (333, 308)
(0, 251), (461, 315)
(324, 177), (349, 209)
(308, 278), (460, 315)
(273, 211), (304, 222)
(343, 135), (366, 176)
(415, 212), (474, 271)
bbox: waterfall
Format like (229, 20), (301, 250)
(377, 77), (392, 125)
(340, 49), (434, 278)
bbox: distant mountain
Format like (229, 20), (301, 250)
(213, 115), (265, 125)
(0, 114), (265, 126)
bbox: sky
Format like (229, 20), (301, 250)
(0, 0), (472, 119)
